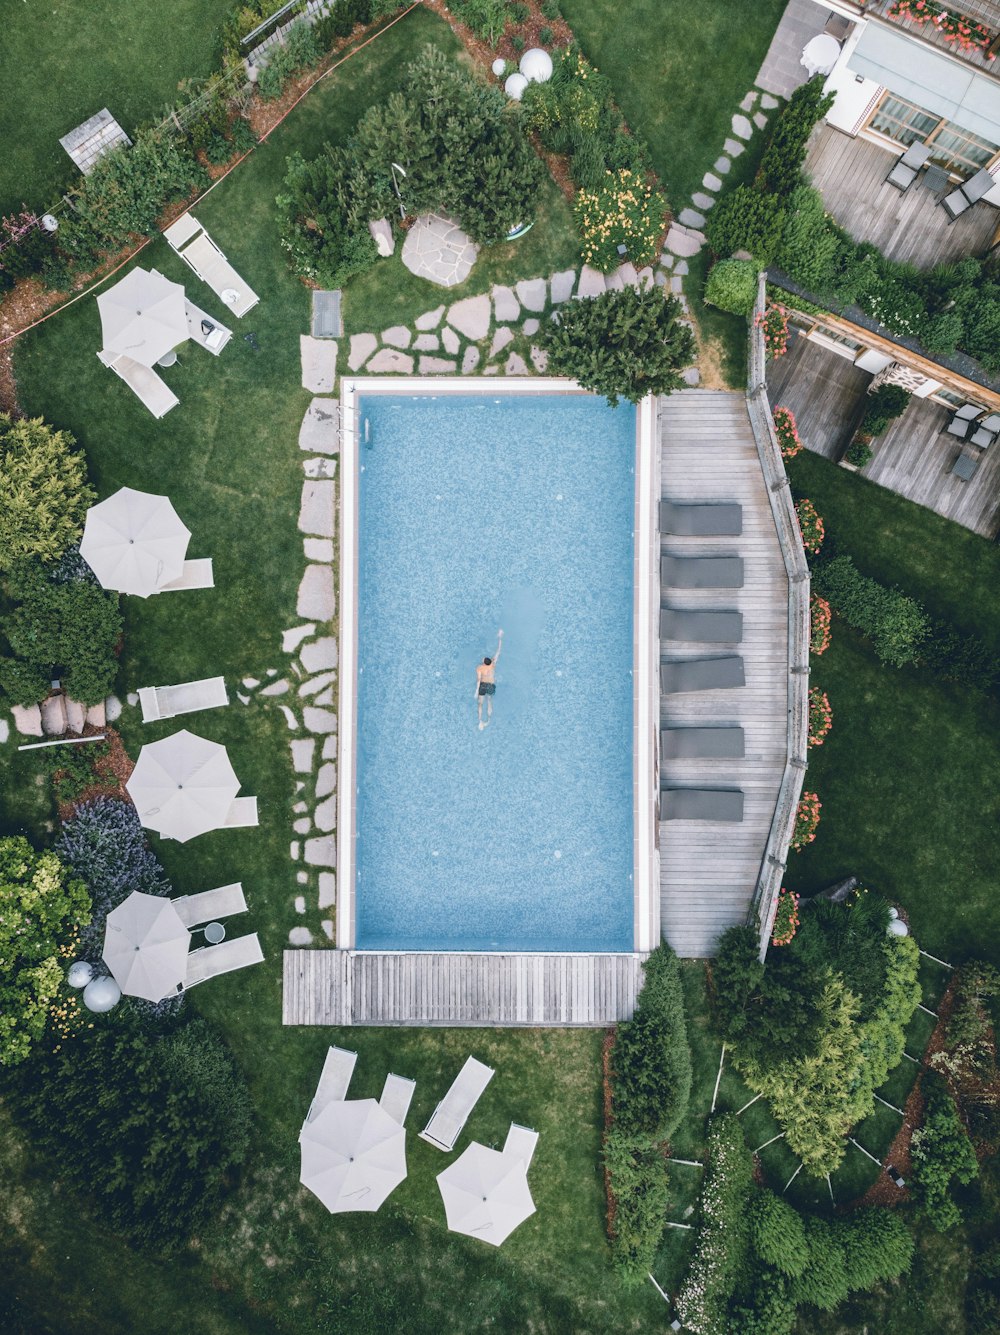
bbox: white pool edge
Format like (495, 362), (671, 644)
(337, 377), (658, 953)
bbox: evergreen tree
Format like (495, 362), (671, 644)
(750, 1190), (808, 1277)
(611, 943), (691, 1140)
(0, 414), (94, 570)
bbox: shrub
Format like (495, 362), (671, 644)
(540, 285), (695, 407)
(777, 185), (839, 289)
(0, 415), (94, 571)
(772, 405), (802, 458)
(36, 736), (110, 803)
(756, 303), (788, 359)
(704, 258), (757, 316)
(812, 555), (929, 667)
(840, 1208), (914, 1290)
(807, 687), (832, 748)
(0, 836), (91, 1067)
(795, 498), (824, 554)
(705, 185), (786, 266)
(450, 0), (508, 43)
(539, 24), (554, 43)
(921, 621), (1000, 689)
(790, 791), (821, 850)
(757, 77), (834, 197)
(911, 1070), (979, 1231)
(845, 437), (874, 468)
(750, 1190), (807, 1276)
(790, 1217), (850, 1310)
(73, 129), (206, 246)
(810, 594), (831, 654)
(229, 116), (258, 155)
(610, 944), (691, 1141)
(574, 168), (667, 272)
(771, 889), (801, 947)
(315, 0), (372, 44)
(541, 0), (560, 15)
(711, 925), (821, 1064)
(0, 210), (57, 282)
(276, 149), (379, 287)
(859, 383), (911, 437)
(604, 1128), (670, 1285)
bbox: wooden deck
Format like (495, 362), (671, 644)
(805, 125), (999, 267)
(282, 950), (648, 1026)
(658, 392), (789, 959)
(767, 335), (871, 460)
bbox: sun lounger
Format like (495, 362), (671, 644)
(660, 727), (745, 761)
(183, 931), (264, 988)
(97, 350), (179, 419)
(164, 213), (260, 317)
(886, 140), (931, 191)
(138, 676), (229, 723)
(661, 657), (745, 694)
(303, 1045), (358, 1125)
(419, 1056), (495, 1152)
(380, 1073), (417, 1126)
(943, 166), (996, 221)
(502, 1123), (539, 1170)
(661, 555), (744, 589)
(662, 788), (745, 822)
(659, 500), (742, 536)
(224, 797), (259, 828)
(183, 298), (233, 355)
(156, 558), (215, 592)
(660, 609), (743, 644)
(172, 882), (247, 927)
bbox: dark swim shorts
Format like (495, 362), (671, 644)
(478, 681), (496, 696)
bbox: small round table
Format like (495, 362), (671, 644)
(203, 921), (226, 945)
(156, 349), (178, 368)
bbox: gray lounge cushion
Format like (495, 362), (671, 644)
(660, 500), (742, 536)
(942, 187), (970, 219)
(662, 788), (744, 822)
(660, 657), (745, 693)
(661, 727), (745, 760)
(961, 167), (995, 204)
(661, 608), (743, 643)
(661, 555), (744, 589)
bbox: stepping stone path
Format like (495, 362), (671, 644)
(401, 212), (479, 288)
(300, 336), (337, 392)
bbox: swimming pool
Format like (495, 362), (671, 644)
(339, 382), (653, 953)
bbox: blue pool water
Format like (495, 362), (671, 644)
(354, 393), (635, 952)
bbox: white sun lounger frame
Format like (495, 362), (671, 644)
(138, 676), (229, 723)
(164, 212), (260, 317)
(419, 1056), (495, 1151)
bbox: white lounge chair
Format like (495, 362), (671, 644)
(97, 350), (179, 419)
(183, 931), (263, 989)
(224, 797), (259, 828)
(156, 558), (215, 592)
(502, 1123), (539, 1170)
(380, 1073), (416, 1127)
(183, 298), (232, 355)
(304, 1045), (358, 1125)
(138, 676), (229, 723)
(164, 212), (260, 317)
(419, 1056), (495, 1152)
(172, 882), (247, 927)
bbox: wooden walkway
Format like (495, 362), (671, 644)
(283, 950), (648, 1026)
(659, 392), (789, 958)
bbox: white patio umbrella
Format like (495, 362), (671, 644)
(97, 266), (188, 368)
(436, 1143), (535, 1246)
(125, 729), (242, 843)
(299, 1098), (407, 1213)
(80, 486), (191, 597)
(102, 890), (190, 1002)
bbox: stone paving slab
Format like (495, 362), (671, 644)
(702, 172), (722, 192)
(303, 538), (333, 563)
(298, 480), (335, 538)
(316, 763), (337, 799)
(740, 91), (758, 111)
(691, 192), (716, 211)
(761, 93), (779, 110)
(723, 137), (745, 157)
(297, 565), (335, 621)
(753, 111), (768, 131)
(368, 347), (413, 373)
(318, 871), (336, 908)
(299, 398), (340, 454)
(414, 333), (438, 351)
(349, 333), (377, 371)
(530, 345), (548, 372)
(505, 352), (528, 375)
(714, 156), (732, 174)
(415, 305), (444, 330)
(678, 208), (706, 229)
(382, 325), (411, 348)
(442, 326), (460, 355)
(550, 269), (576, 303)
(301, 636), (338, 672)
(447, 294), (490, 341)
(419, 355), (456, 373)
(515, 277), (547, 311)
(401, 212), (479, 288)
(300, 336), (337, 393)
(492, 284), (520, 321)
(664, 226), (703, 258)
(462, 346), (480, 373)
(491, 327), (514, 357)
(731, 113), (754, 140)
(291, 739), (315, 773)
(304, 836), (336, 867)
(576, 265), (606, 298)
(303, 708), (337, 735)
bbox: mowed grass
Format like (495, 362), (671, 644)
(0, 0), (232, 216)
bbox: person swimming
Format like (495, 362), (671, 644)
(475, 629), (503, 730)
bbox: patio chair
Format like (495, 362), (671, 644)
(661, 555), (744, 589)
(172, 882), (247, 928)
(660, 726), (745, 761)
(885, 141), (931, 191)
(303, 1045), (358, 1125)
(97, 350), (179, 419)
(979, 413), (1000, 433)
(183, 931), (264, 989)
(502, 1123), (539, 1170)
(379, 1073), (417, 1126)
(419, 1056), (495, 1152)
(138, 676), (229, 723)
(662, 788), (745, 822)
(660, 608), (743, 644)
(164, 213), (260, 317)
(224, 797), (259, 828)
(659, 500), (742, 536)
(660, 657), (745, 694)
(942, 166), (996, 221)
(155, 558), (215, 592)
(970, 425), (998, 449)
(183, 298), (233, 355)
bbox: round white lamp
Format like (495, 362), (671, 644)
(41, 214), (59, 233)
(888, 907), (899, 920)
(83, 975), (122, 1013)
(492, 58), (506, 77)
(887, 918), (910, 937)
(519, 48), (554, 84)
(67, 960), (95, 989)
(504, 72), (529, 101)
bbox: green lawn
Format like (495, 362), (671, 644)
(0, 0), (232, 217)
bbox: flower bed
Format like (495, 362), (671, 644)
(808, 686), (833, 747)
(754, 302), (788, 359)
(887, 1), (994, 56)
(795, 498), (825, 554)
(773, 405), (802, 459)
(771, 887), (800, 946)
(574, 168), (667, 273)
(791, 791), (822, 851)
(810, 594), (831, 655)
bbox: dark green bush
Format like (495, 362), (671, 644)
(276, 148), (379, 288)
(840, 1208), (914, 1290)
(37, 737), (110, 803)
(541, 0), (560, 16)
(603, 1128), (670, 1286)
(911, 1071), (979, 1231)
(844, 437), (873, 468)
(859, 383), (911, 437)
(539, 24), (554, 43)
(610, 944), (691, 1141)
(812, 554), (929, 667)
(510, 32), (525, 53)
(790, 1218), (850, 1311)
(0, 414), (94, 570)
(704, 257), (758, 316)
(315, 0), (372, 44)
(777, 185), (839, 289)
(750, 1191), (808, 1277)
(705, 185), (786, 266)
(757, 76), (834, 197)
(711, 924), (821, 1064)
(229, 116), (257, 154)
(257, 21), (322, 99)
(73, 129), (206, 246)
(508, 1), (530, 20)
(450, 0), (508, 44)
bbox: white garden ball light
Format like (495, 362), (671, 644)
(492, 58), (506, 77)
(519, 48), (554, 84)
(83, 975), (122, 1013)
(887, 918), (910, 937)
(67, 960), (95, 989)
(505, 72), (529, 101)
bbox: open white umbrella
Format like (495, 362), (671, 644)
(80, 486), (191, 597)
(299, 1098), (407, 1213)
(126, 730), (242, 843)
(97, 266), (188, 368)
(436, 1143), (535, 1246)
(102, 890), (190, 1001)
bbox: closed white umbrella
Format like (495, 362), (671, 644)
(97, 267), (188, 368)
(299, 1098), (407, 1213)
(80, 486), (191, 597)
(126, 729), (242, 843)
(436, 1143), (535, 1246)
(102, 890), (190, 1001)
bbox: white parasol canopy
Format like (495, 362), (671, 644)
(125, 729), (242, 843)
(299, 1098), (407, 1213)
(436, 1142), (535, 1246)
(80, 486), (191, 597)
(102, 890), (190, 1001)
(97, 266), (188, 368)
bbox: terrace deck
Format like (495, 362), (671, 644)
(658, 391), (789, 959)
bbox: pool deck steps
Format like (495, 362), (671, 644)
(282, 949), (649, 1026)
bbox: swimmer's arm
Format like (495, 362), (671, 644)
(494, 629), (503, 663)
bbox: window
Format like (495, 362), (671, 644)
(867, 93), (998, 174)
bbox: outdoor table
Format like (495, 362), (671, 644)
(800, 33), (841, 76)
(221, 288), (239, 307)
(204, 921), (226, 945)
(952, 452), (977, 481)
(922, 164), (949, 195)
(156, 349), (178, 368)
